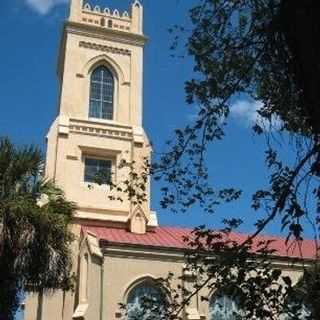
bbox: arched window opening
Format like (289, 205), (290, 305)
(283, 305), (310, 320)
(209, 293), (241, 320)
(89, 66), (114, 120)
(283, 296), (311, 319)
(126, 280), (167, 320)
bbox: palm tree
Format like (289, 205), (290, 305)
(0, 137), (75, 320)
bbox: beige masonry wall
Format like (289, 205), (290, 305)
(80, 244), (307, 320)
(25, 240), (306, 320)
(48, 120), (132, 215)
(102, 248), (184, 320)
(58, 29), (144, 127)
(103, 249), (307, 320)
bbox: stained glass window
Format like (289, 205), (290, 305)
(89, 66), (114, 120)
(283, 300), (311, 319)
(209, 294), (242, 320)
(127, 281), (167, 320)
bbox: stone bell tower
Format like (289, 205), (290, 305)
(46, 0), (157, 233)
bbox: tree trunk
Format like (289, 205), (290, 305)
(280, 0), (320, 134)
(0, 243), (20, 320)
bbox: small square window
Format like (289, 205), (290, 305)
(84, 157), (112, 185)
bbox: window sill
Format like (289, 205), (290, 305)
(88, 117), (115, 125)
(81, 181), (113, 191)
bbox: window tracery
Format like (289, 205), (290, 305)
(126, 280), (166, 320)
(89, 66), (114, 120)
(209, 294), (241, 320)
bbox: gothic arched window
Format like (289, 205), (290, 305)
(283, 296), (311, 319)
(283, 305), (310, 320)
(209, 294), (241, 320)
(89, 66), (114, 120)
(126, 280), (167, 320)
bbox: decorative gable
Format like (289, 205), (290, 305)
(129, 205), (148, 234)
(85, 231), (103, 259)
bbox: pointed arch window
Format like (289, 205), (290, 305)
(126, 280), (167, 320)
(209, 293), (242, 320)
(89, 66), (114, 120)
(283, 294), (311, 319)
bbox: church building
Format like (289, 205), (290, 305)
(25, 1), (315, 319)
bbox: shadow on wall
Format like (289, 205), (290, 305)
(36, 291), (43, 320)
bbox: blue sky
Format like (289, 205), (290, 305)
(0, 0), (314, 238)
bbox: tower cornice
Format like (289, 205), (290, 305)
(65, 21), (148, 46)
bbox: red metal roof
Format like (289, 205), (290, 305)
(82, 225), (316, 260)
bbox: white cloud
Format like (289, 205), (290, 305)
(230, 99), (282, 131)
(25, 0), (68, 15)
(231, 100), (262, 124)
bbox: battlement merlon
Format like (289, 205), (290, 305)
(69, 0), (144, 35)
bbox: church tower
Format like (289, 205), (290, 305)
(46, 0), (157, 233)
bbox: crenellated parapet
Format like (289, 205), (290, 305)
(69, 0), (143, 34)
(83, 3), (130, 19)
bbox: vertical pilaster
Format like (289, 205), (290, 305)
(69, 0), (83, 22)
(131, 0), (143, 34)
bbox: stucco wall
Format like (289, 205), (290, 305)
(102, 249), (184, 319)
(25, 239), (307, 320)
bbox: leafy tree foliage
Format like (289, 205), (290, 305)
(121, 0), (320, 319)
(160, 0), (320, 228)
(0, 138), (75, 320)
